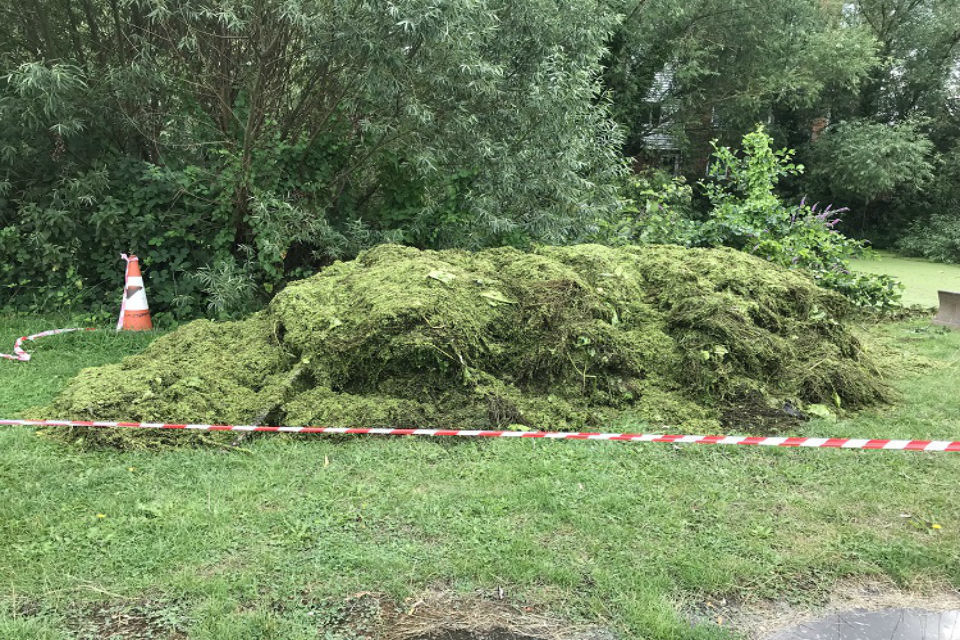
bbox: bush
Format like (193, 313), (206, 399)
(600, 127), (902, 308)
(899, 215), (960, 264)
(697, 126), (901, 309)
(598, 169), (700, 246)
(896, 144), (960, 263)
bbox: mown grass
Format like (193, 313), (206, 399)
(1, 313), (959, 639)
(851, 250), (960, 307)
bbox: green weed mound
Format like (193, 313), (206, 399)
(46, 244), (888, 447)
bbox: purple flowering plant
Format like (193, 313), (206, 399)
(699, 126), (901, 308)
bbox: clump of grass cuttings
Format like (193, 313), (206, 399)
(45, 244), (889, 448)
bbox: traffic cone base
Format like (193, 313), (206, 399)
(117, 254), (153, 331)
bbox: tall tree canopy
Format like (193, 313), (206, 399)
(602, 0), (960, 244)
(603, 0), (878, 164)
(806, 0), (960, 235)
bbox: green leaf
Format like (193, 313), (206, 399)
(427, 270), (457, 285)
(479, 290), (517, 306)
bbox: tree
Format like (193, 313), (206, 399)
(602, 0), (960, 249)
(0, 0), (624, 316)
(805, 118), (935, 231)
(801, 0), (960, 240)
(602, 0), (877, 166)
(850, 0), (960, 124)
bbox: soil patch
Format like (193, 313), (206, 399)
(62, 598), (187, 639)
(291, 590), (617, 640)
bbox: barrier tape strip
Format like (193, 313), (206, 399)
(117, 253), (133, 331)
(0, 328), (95, 362)
(2, 419), (959, 452)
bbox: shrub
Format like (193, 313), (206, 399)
(899, 215), (960, 264)
(598, 169), (700, 246)
(896, 145), (960, 263)
(599, 127), (902, 308)
(698, 126), (901, 309)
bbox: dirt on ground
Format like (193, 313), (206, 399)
(13, 581), (960, 639)
(276, 589), (618, 640)
(12, 596), (189, 640)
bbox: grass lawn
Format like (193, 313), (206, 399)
(851, 250), (960, 308)
(1, 313), (960, 639)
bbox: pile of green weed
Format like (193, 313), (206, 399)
(45, 244), (888, 447)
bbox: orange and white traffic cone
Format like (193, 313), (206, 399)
(117, 253), (153, 331)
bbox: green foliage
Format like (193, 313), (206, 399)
(895, 145), (960, 263)
(603, 0), (879, 156)
(807, 119), (935, 207)
(599, 127), (901, 308)
(597, 170), (700, 246)
(0, 1), (624, 318)
(603, 0), (960, 244)
(809, 0), (960, 238)
(698, 127), (901, 308)
(851, 0), (960, 122)
(899, 215), (960, 264)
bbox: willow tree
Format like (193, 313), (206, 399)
(0, 0), (624, 315)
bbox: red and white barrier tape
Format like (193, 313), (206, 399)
(0, 328), (95, 362)
(117, 253), (132, 331)
(3, 419), (959, 452)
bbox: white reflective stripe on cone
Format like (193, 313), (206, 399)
(124, 290), (149, 311)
